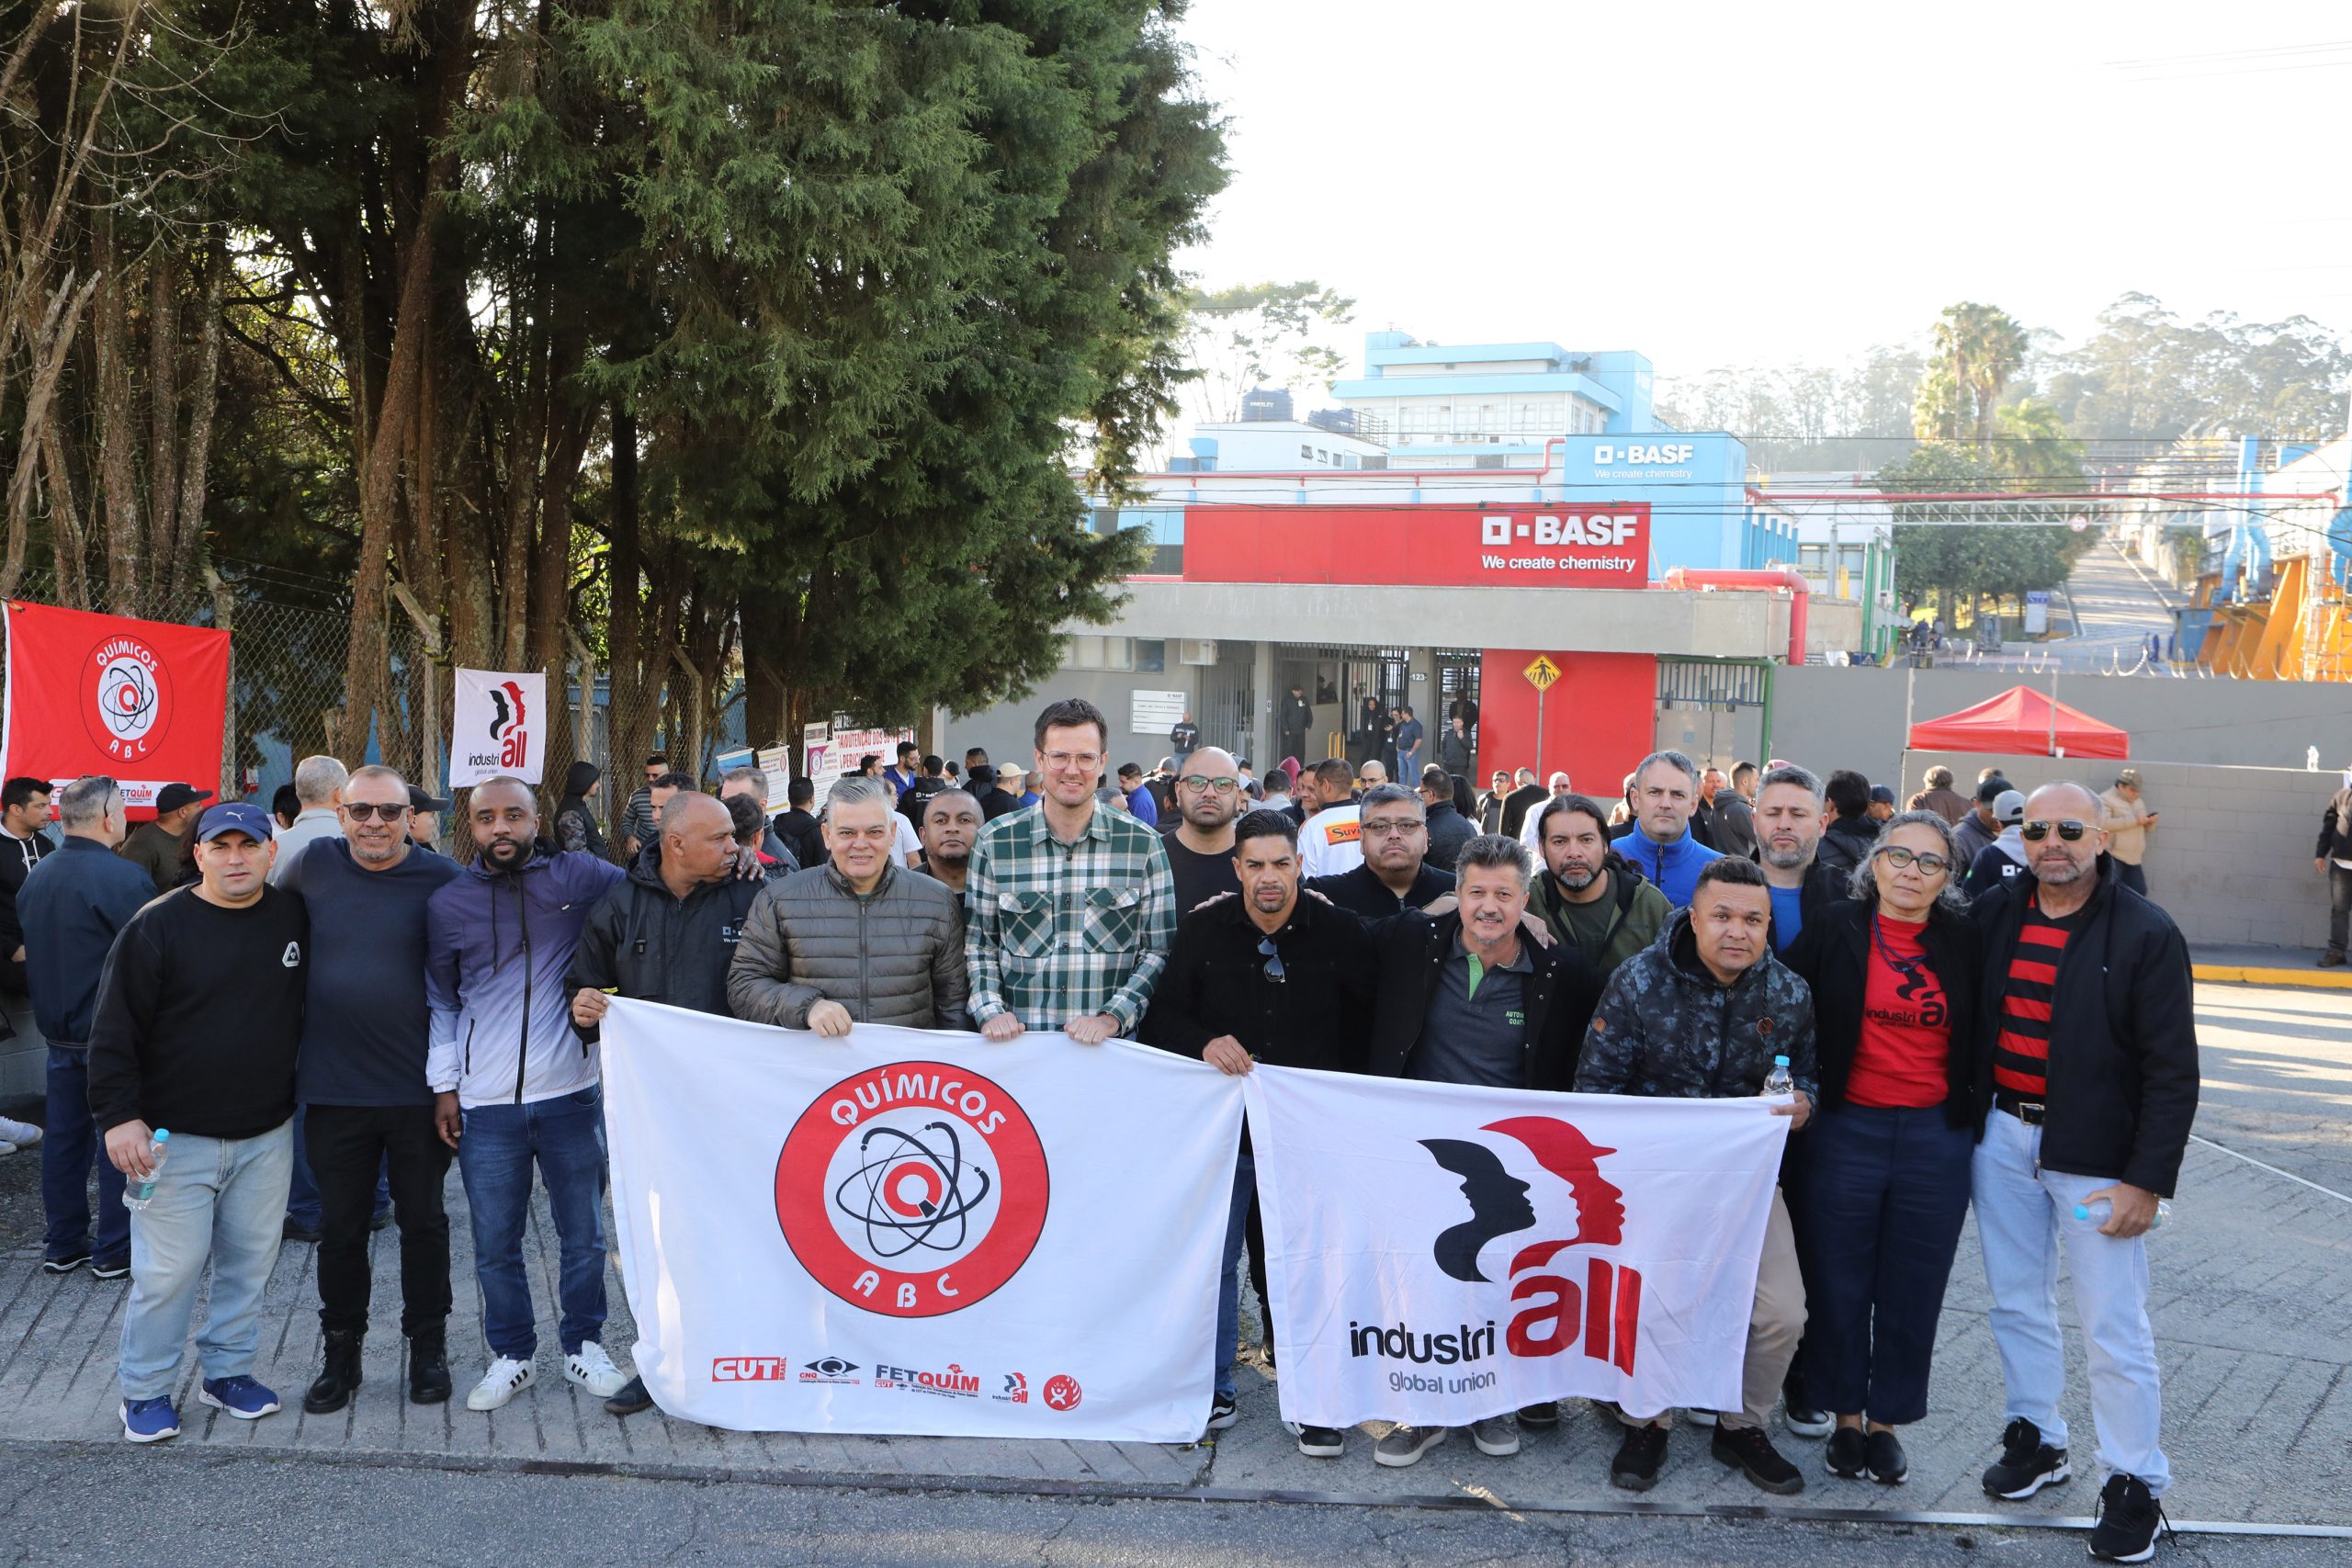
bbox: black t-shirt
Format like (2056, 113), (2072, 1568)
(280, 837), (464, 1105)
(86, 885), (310, 1139)
(1161, 829), (1241, 915)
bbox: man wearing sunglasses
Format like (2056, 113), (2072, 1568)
(277, 766), (464, 1414)
(1142, 808), (1377, 1452)
(1968, 783), (2199, 1564)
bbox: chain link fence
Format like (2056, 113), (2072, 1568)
(0, 569), (719, 856)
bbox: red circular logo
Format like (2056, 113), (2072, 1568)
(776, 1062), (1049, 1318)
(1043, 1374), (1082, 1412)
(80, 634), (174, 761)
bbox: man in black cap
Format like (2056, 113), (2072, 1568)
(407, 785), (452, 855)
(118, 784), (211, 896)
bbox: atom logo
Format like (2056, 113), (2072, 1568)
(835, 1121), (992, 1260)
(80, 635), (174, 760)
(777, 1062), (1049, 1318)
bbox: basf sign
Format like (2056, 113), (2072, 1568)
(1181, 505), (1650, 589)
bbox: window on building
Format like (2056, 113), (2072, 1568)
(1134, 638), (1166, 673)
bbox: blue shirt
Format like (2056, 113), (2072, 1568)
(1616, 825), (1724, 908)
(1125, 785), (1159, 828)
(280, 838), (464, 1105)
(1768, 883), (1806, 951)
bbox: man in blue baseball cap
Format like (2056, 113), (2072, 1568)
(87, 798), (311, 1443)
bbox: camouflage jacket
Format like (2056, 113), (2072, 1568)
(1572, 912), (1819, 1101)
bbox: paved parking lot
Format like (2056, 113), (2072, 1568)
(1, 981), (2346, 1552)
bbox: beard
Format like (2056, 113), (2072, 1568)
(1554, 860), (1599, 890)
(1761, 840), (1808, 870)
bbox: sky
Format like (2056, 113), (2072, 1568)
(1170, 0), (2352, 390)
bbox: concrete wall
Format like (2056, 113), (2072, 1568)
(1904, 750), (2334, 950)
(1772, 666), (2352, 787)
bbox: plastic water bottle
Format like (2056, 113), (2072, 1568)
(1762, 1055), (1794, 1097)
(121, 1129), (171, 1212)
(2074, 1197), (2170, 1231)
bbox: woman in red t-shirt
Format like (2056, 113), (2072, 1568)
(1785, 810), (1986, 1487)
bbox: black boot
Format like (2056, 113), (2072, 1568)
(408, 1325), (452, 1406)
(304, 1330), (365, 1415)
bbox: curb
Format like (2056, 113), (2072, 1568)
(2193, 964), (2352, 990)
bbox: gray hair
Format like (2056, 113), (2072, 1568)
(1758, 762), (1823, 802)
(348, 763), (406, 791)
(721, 765), (771, 804)
(1633, 749), (1698, 786)
(822, 775), (892, 818)
(1847, 808), (1971, 912)
(293, 754), (349, 807)
(1359, 782), (1423, 818)
(1455, 832), (1532, 888)
(58, 774), (120, 829)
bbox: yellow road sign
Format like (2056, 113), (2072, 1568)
(1522, 655), (1562, 692)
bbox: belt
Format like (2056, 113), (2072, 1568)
(1994, 1091), (2046, 1125)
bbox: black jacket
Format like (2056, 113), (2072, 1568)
(2318, 784), (2352, 862)
(566, 841), (765, 1039)
(1364, 910), (1602, 1091)
(17, 837), (157, 1044)
(0, 827), (54, 959)
(1971, 859), (2200, 1195)
(1306, 860), (1453, 918)
(1421, 800), (1476, 873)
(1498, 784), (1548, 841)
(1437, 728), (1474, 777)
(1784, 898), (1987, 1132)
(1142, 892), (1377, 1075)
(775, 807), (826, 870)
(1815, 815), (1876, 883)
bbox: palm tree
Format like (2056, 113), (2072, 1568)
(1914, 302), (2030, 456)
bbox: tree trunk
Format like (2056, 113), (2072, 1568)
(40, 422), (91, 611)
(2, 271), (99, 598)
(93, 215), (143, 610)
(170, 240), (226, 598)
(145, 249), (181, 593)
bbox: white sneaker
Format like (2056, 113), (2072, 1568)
(465, 1356), (536, 1411)
(565, 1341), (628, 1398)
(0, 1114), (39, 1147)
(0, 1142), (17, 1157)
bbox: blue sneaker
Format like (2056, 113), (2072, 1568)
(198, 1375), (281, 1420)
(121, 1396), (180, 1443)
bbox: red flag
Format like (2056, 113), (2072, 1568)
(1, 601), (231, 818)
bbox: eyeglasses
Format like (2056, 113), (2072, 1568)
(1361, 818), (1424, 838)
(1256, 934), (1286, 984)
(1180, 775), (1239, 794)
(1041, 751), (1102, 770)
(343, 802), (410, 822)
(2020, 819), (2089, 843)
(1874, 845), (1951, 875)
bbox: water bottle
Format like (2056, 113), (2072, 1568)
(121, 1129), (171, 1212)
(1762, 1055), (1794, 1097)
(2074, 1197), (2170, 1231)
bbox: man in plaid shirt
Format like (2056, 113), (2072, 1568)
(967, 698), (1175, 1044)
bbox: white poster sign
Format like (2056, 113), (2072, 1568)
(601, 1001), (1244, 1440)
(1244, 1067), (1786, 1429)
(798, 722), (918, 810)
(447, 668), (548, 786)
(1130, 690), (1187, 736)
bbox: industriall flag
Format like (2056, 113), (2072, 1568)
(1245, 1067), (1787, 1430)
(599, 1000), (1244, 1440)
(447, 667), (547, 786)
(0, 601), (230, 816)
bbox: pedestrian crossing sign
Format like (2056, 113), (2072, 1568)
(1522, 655), (1561, 692)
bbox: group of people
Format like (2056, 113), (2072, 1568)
(1, 694), (2199, 1562)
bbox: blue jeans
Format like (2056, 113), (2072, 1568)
(1973, 1108), (2171, 1495)
(457, 1087), (608, 1360)
(1797, 1102), (1973, 1425)
(41, 1047), (127, 1266)
(1214, 1151), (1255, 1401)
(286, 1103), (390, 1229)
(119, 1122), (295, 1401)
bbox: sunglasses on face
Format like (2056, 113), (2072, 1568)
(1874, 845), (1951, 876)
(2020, 819), (2089, 843)
(343, 802), (410, 822)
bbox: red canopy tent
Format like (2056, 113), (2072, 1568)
(1905, 684), (2130, 760)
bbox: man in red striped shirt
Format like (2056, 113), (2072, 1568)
(1968, 782), (2199, 1564)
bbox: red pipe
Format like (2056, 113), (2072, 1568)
(1660, 566), (1809, 665)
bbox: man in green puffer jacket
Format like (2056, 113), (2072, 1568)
(1523, 793), (1671, 981)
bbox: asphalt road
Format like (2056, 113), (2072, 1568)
(2, 1441), (2344, 1568)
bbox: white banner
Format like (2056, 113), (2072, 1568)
(447, 667), (548, 786)
(1245, 1066), (1786, 1429)
(600, 1000), (1244, 1440)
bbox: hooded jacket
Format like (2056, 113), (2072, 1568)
(565, 840), (765, 1038)
(1525, 854), (1673, 979)
(424, 841), (624, 1108)
(727, 860), (968, 1030)
(1612, 824), (1724, 908)
(1574, 913), (1820, 1102)
(1969, 857), (2199, 1195)
(1965, 825), (2030, 896)
(554, 761), (611, 861)
(1814, 814), (1878, 884)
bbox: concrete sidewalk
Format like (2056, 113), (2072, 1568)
(3, 1138), (2345, 1529)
